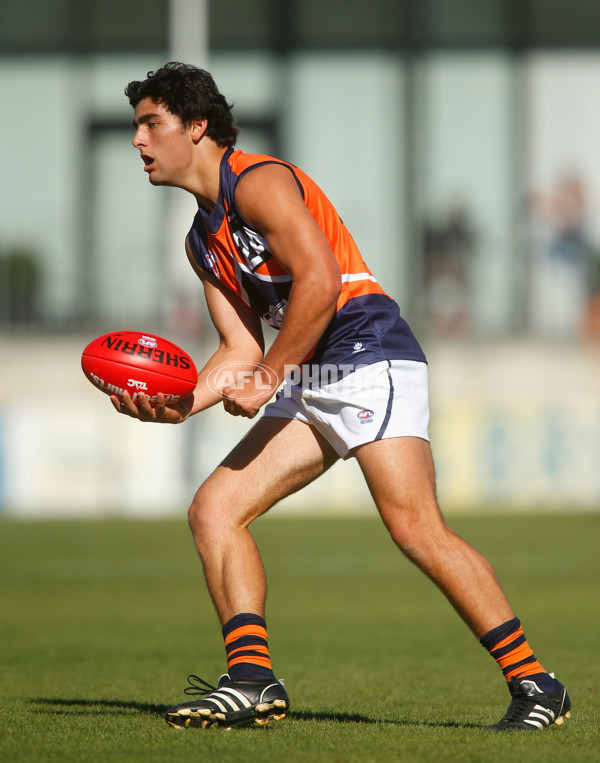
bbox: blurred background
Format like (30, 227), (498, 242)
(1, 0), (599, 517)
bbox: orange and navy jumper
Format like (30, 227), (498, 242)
(186, 148), (427, 375)
(187, 149), (427, 680)
(480, 617), (557, 692)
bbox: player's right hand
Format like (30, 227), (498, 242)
(110, 391), (191, 424)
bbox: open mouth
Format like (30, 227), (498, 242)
(141, 154), (155, 171)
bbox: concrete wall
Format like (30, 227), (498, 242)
(1, 335), (598, 517)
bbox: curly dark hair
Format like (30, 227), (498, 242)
(124, 62), (239, 148)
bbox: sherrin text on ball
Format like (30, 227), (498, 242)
(81, 330), (198, 406)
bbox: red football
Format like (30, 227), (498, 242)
(81, 331), (198, 406)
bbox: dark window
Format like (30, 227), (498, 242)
(0, 0), (167, 53)
(2, 0), (600, 54)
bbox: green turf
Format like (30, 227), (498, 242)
(0, 513), (598, 762)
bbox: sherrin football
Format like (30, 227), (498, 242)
(81, 331), (198, 406)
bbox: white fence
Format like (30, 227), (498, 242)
(1, 335), (599, 517)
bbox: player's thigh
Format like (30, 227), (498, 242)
(353, 436), (445, 538)
(191, 416), (339, 527)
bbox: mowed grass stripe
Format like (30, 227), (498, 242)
(0, 513), (598, 762)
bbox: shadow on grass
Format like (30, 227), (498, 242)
(31, 698), (484, 729)
(31, 697), (169, 715)
(290, 710), (483, 729)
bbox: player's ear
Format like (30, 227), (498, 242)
(190, 118), (208, 144)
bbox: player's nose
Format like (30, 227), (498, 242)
(132, 127), (145, 149)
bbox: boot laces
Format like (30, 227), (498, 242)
(500, 682), (538, 723)
(184, 674), (218, 697)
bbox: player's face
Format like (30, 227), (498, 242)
(132, 98), (193, 187)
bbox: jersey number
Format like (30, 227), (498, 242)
(232, 226), (272, 272)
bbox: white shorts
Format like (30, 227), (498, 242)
(262, 359), (430, 459)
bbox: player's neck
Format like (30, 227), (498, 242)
(185, 141), (227, 212)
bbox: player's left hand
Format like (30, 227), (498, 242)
(221, 370), (277, 419)
(110, 391), (191, 424)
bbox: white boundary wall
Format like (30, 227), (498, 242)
(1, 336), (599, 517)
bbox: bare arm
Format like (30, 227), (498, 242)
(222, 163), (342, 417)
(115, 164), (341, 422)
(188, 247), (266, 414)
(112, 238), (265, 423)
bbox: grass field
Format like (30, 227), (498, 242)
(1, 512), (598, 762)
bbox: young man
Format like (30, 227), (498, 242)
(117, 62), (570, 731)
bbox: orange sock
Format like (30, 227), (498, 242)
(222, 613), (275, 681)
(480, 617), (546, 683)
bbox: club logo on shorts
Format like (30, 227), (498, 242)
(357, 409), (374, 424)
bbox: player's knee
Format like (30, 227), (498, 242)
(390, 526), (428, 559)
(187, 486), (225, 538)
(385, 507), (449, 559)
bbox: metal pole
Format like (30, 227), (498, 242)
(167, 0), (210, 490)
(169, 0), (209, 65)
(165, 0), (209, 326)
